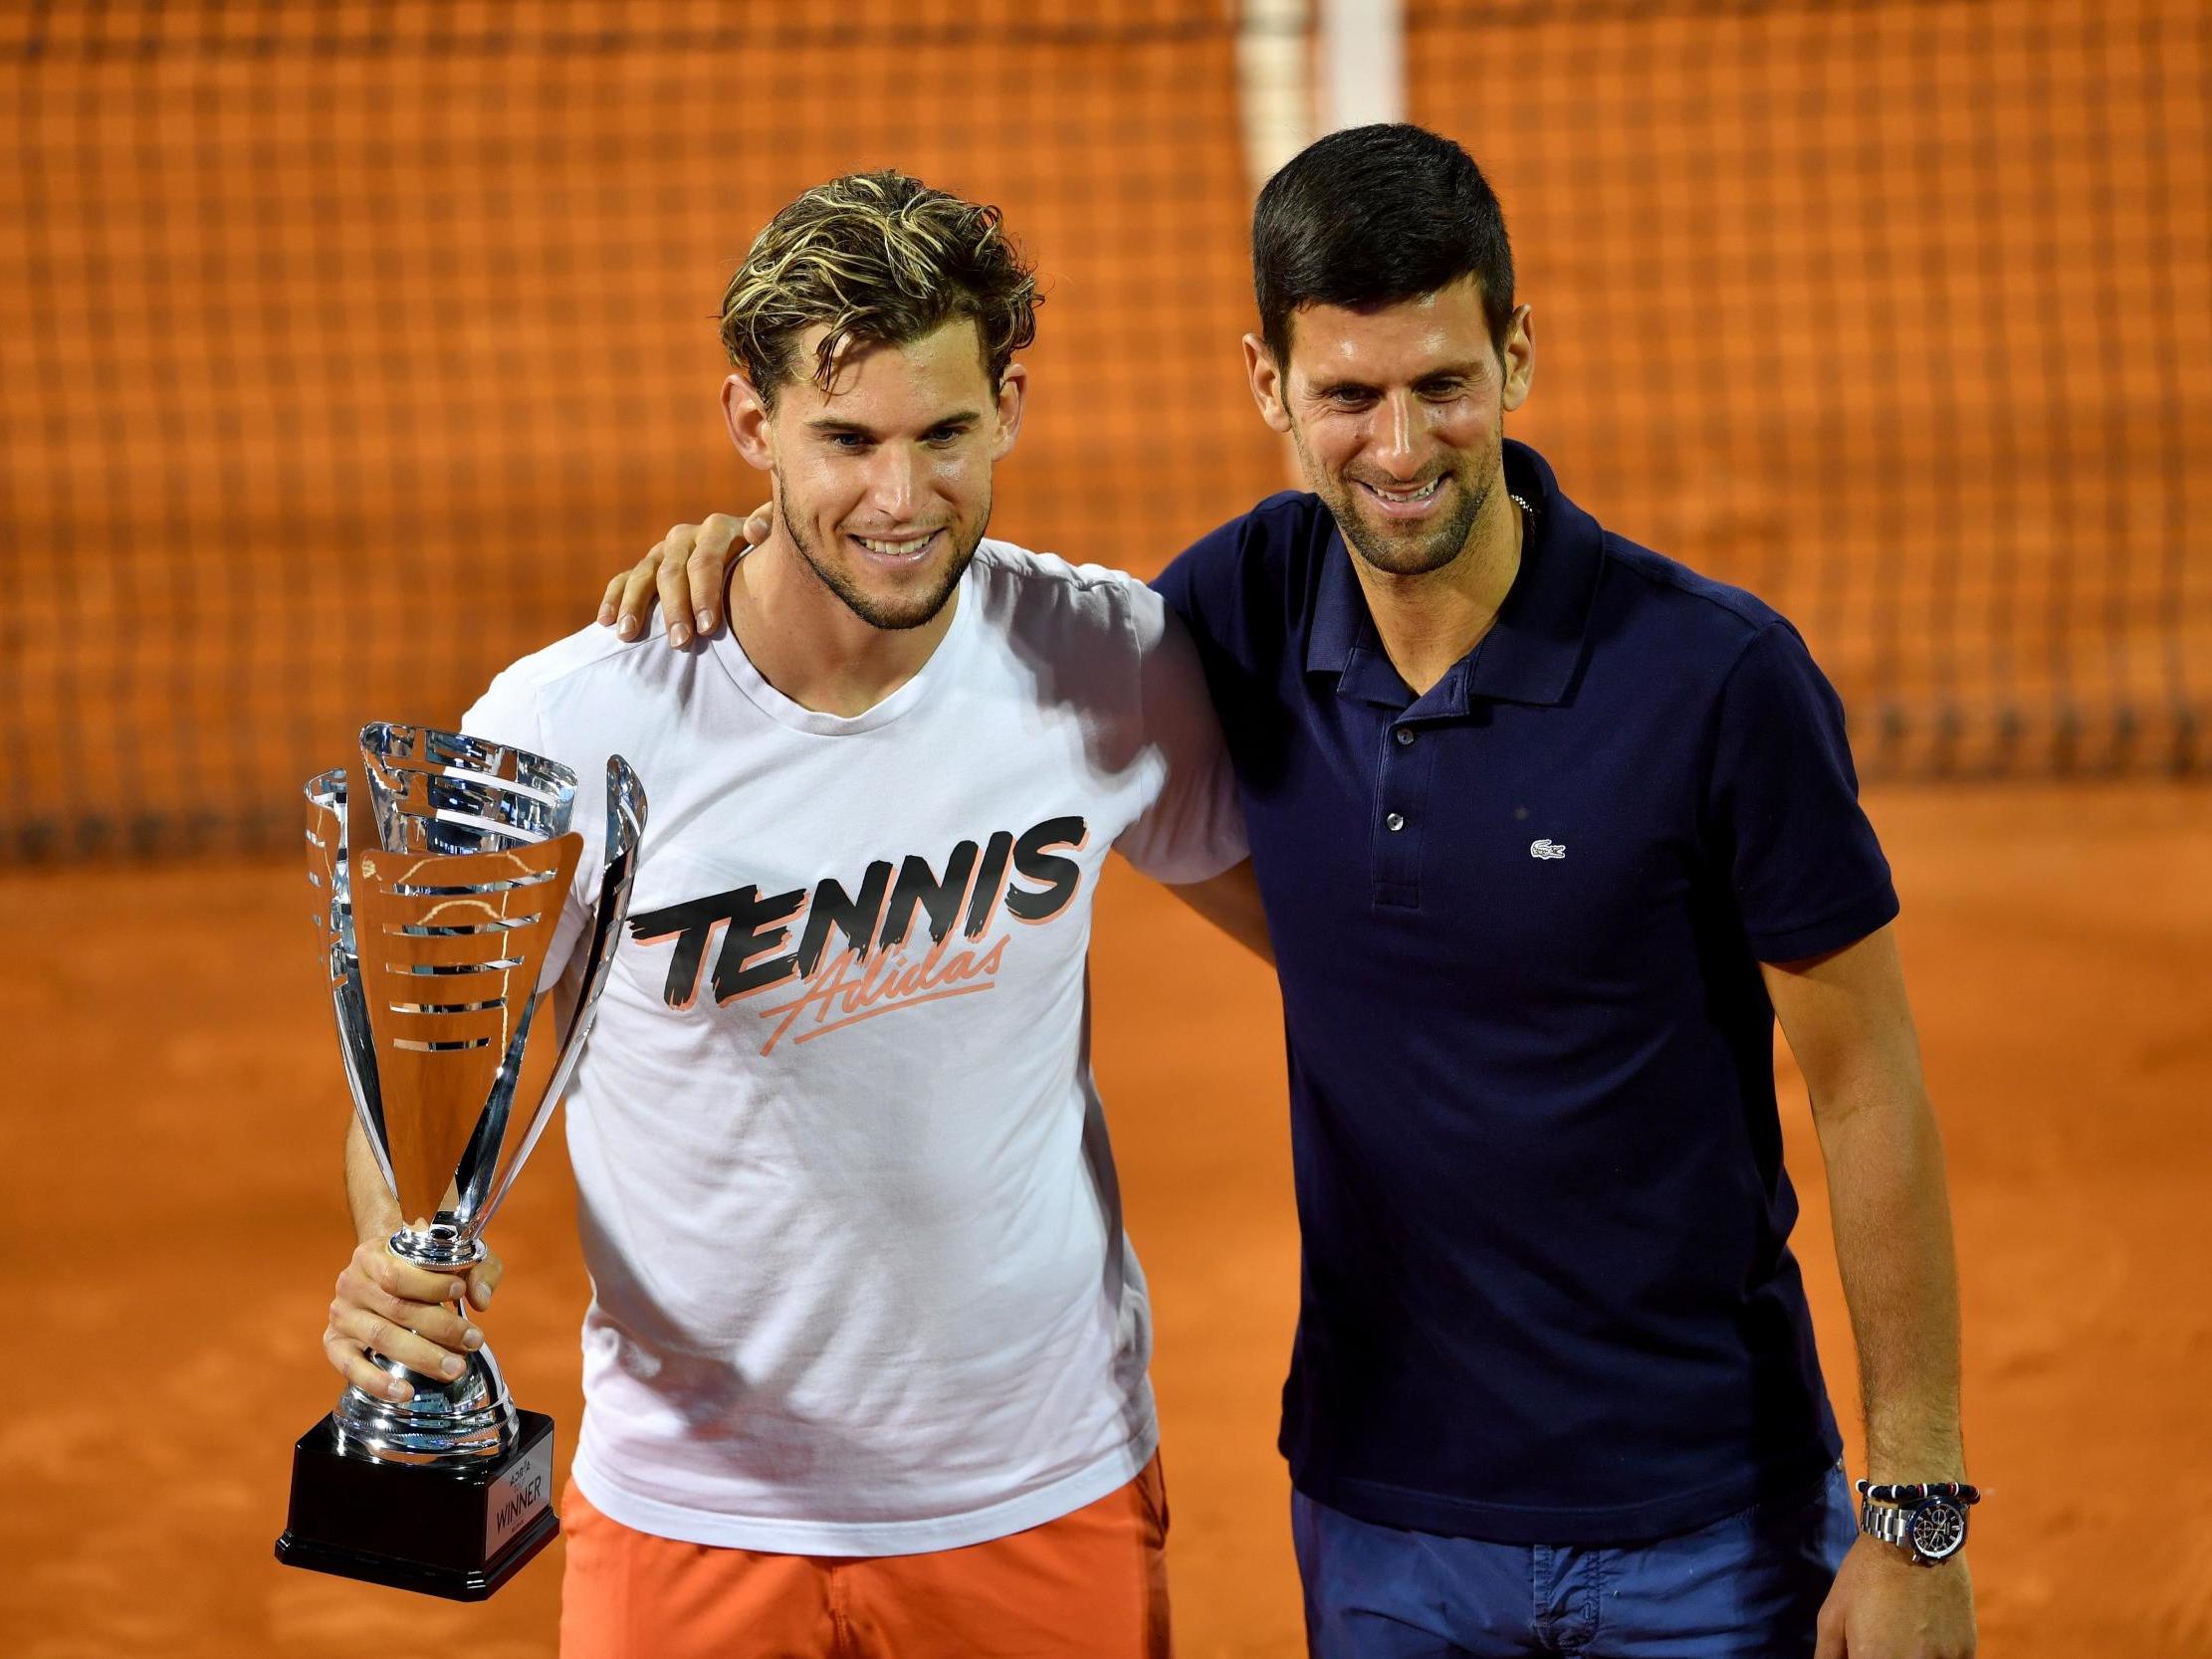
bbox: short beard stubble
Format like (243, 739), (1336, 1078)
(1297, 422), (1503, 580)
(774, 464), (989, 632)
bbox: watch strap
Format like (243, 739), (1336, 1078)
(1861, 1501), (1914, 1551)
(1857, 1483), (1975, 1565)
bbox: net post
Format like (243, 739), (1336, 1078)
(1319, 0), (1405, 131)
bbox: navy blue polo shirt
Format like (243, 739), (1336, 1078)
(1152, 440), (1898, 1545)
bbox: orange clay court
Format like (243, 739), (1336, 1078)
(2, 3), (2209, 1656)
(2, 785), (2210, 1656)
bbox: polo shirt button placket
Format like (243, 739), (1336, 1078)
(1373, 709), (1436, 906)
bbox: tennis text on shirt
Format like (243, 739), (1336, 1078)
(627, 815), (1087, 1051)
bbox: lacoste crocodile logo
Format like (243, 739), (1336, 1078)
(1529, 839), (1567, 860)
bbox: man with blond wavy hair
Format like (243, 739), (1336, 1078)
(319, 169), (1260, 1658)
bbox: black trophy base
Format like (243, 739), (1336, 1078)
(276, 1408), (559, 1601)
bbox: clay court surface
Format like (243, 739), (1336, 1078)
(1, 781), (2206, 1657)
(3, 7), (2207, 1653)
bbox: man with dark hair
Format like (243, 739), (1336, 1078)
(1255, 121), (1518, 365)
(605, 125), (1978, 1659)
(1245, 122), (1519, 584)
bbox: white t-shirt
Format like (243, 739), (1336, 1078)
(461, 539), (1245, 1555)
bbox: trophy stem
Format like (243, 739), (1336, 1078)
(332, 1219), (517, 1465)
(388, 1215), (483, 1273)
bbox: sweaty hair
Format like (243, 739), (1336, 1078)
(1251, 123), (1514, 365)
(717, 169), (1040, 410)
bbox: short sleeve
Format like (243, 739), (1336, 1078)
(460, 667), (595, 990)
(1111, 580), (1249, 884)
(459, 664), (545, 755)
(1702, 622), (1898, 963)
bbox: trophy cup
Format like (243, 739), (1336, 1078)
(275, 723), (646, 1599)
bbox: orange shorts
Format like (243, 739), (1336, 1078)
(557, 1456), (1172, 1659)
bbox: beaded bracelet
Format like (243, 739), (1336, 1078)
(1855, 1479), (1982, 1506)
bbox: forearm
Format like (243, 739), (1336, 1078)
(1818, 1084), (1966, 1482)
(1159, 858), (1274, 963)
(344, 1115), (402, 1247)
(340, 959), (579, 1251)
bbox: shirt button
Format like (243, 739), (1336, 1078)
(1394, 727), (1417, 747)
(1385, 811), (1407, 832)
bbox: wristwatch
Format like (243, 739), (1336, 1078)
(1856, 1479), (1980, 1566)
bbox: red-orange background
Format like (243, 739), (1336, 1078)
(3, 3), (2209, 1655)
(4, 0), (2207, 855)
(6, 788), (2211, 1656)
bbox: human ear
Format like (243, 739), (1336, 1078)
(1243, 332), (1293, 435)
(1499, 305), (1535, 414)
(721, 373), (775, 470)
(991, 361), (1029, 460)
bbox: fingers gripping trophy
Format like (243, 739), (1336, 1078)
(275, 724), (647, 1599)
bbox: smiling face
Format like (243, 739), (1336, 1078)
(1248, 277), (1533, 577)
(725, 317), (1025, 632)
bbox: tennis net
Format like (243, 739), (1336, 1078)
(2, 0), (2205, 860)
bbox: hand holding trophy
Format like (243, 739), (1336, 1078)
(276, 723), (646, 1599)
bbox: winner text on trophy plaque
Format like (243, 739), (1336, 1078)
(276, 724), (646, 1599)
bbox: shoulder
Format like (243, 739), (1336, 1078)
(1152, 491), (1335, 669)
(494, 621), (653, 694)
(462, 622), (671, 745)
(1164, 490), (1334, 592)
(968, 536), (1162, 654)
(1592, 529), (1801, 679)
(1580, 530), (1851, 770)
(1205, 488), (1335, 551)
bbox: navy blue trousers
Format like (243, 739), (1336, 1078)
(1293, 1467), (1857, 1659)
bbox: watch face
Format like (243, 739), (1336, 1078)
(1909, 1499), (1967, 1559)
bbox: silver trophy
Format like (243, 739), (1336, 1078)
(276, 722), (646, 1600)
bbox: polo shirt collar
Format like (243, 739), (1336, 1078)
(1304, 439), (1602, 710)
